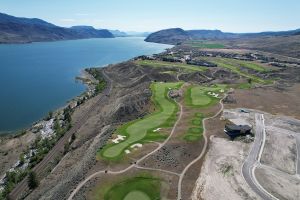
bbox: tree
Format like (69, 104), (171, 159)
(28, 171), (39, 189)
(19, 153), (25, 166)
(248, 78), (252, 84)
(64, 142), (70, 154)
(71, 133), (76, 141)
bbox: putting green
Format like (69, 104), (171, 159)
(101, 82), (182, 159)
(124, 190), (151, 200)
(103, 176), (161, 200)
(190, 87), (211, 106)
(185, 85), (226, 107)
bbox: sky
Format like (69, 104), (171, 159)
(1, 0), (300, 33)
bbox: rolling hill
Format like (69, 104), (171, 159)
(145, 28), (191, 44)
(0, 13), (114, 43)
(145, 27), (300, 45)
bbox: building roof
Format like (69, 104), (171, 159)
(225, 124), (252, 132)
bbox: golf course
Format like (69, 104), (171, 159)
(101, 82), (182, 160)
(183, 85), (226, 141)
(185, 84), (226, 107)
(201, 57), (273, 84)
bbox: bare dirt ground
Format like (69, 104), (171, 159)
(191, 136), (260, 200)
(261, 127), (297, 175)
(255, 166), (300, 200)
(194, 107), (300, 200)
(225, 84), (300, 119)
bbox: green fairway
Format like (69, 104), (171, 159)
(221, 58), (270, 72)
(185, 84), (227, 107)
(201, 57), (273, 84)
(185, 40), (225, 49)
(100, 82), (182, 160)
(135, 60), (206, 72)
(103, 176), (161, 200)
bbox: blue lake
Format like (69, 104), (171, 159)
(0, 37), (171, 133)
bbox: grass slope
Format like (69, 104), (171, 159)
(100, 82), (182, 160)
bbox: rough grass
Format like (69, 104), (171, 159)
(236, 82), (252, 89)
(99, 82), (182, 160)
(135, 60), (207, 72)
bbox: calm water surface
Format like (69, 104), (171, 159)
(0, 37), (171, 133)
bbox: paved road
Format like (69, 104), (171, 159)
(242, 114), (278, 200)
(9, 70), (112, 200)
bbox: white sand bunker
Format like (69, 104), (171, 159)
(112, 135), (126, 144)
(208, 92), (219, 98)
(130, 143), (143, 149)
(125, 149), (131, 154)
(153, 128), (161, 132)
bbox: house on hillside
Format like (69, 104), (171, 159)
(224, 124), (252, 139)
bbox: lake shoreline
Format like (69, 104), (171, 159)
(0, 68), (96, 138)
(0, 37), (172, 133)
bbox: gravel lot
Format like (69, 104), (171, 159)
(192, 136), (260, 200)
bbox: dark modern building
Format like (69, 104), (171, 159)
(224, 124), (252, 139)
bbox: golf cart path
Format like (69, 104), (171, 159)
(67, 101), (183, 200)
(177, 96), (225, 200)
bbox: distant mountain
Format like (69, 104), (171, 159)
(70, 26), (113, 38)
(145, 28), (300, 44)
(108, 30), (151, 37)
(125, 31), (151, 37)
(109, 29), (128, 37)
(187, 30), (239, 39)
(145, 28), (191, 44)
(0, 13), (114, 43)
